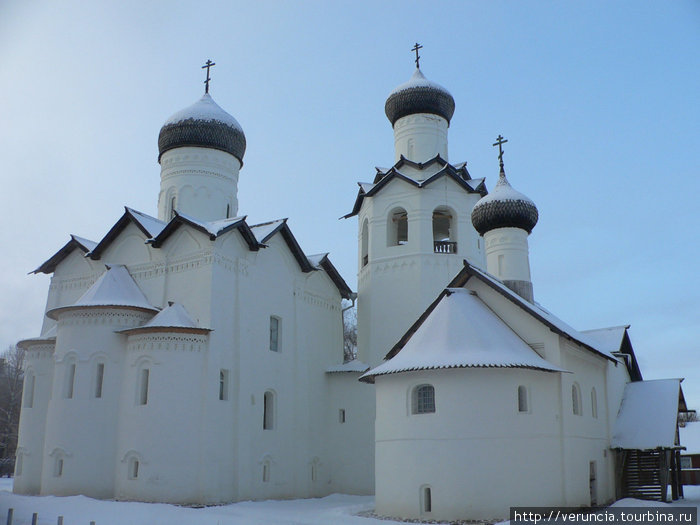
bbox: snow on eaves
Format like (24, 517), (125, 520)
(142, 303), (198, 329)
(581, 326), (629, 355)
(125, 208), (167, 238)
(249, 219), (286, 244)
(307, 253), (328, 269)
(362, 288), (565, 382)
(71, 235), (98, 252)
(46, 265), (157, 319)
(326, 360), (370, 374)
(171, 211), (246, 238)
(612, 379), (682, 450)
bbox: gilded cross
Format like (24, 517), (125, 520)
(493, 134), (508, 166)
(202, 59), (216, 94)
(411, 43), (423, 68)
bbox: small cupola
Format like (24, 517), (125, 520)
(158, 92), (247, 165)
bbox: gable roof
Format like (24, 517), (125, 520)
(582, 325), (643, 381)
(443, 261), (618, 363)
(149, 212), (259, 250)
(342, 155), (486, 219)
(118, 302), (211, 335)
(361, 288), (565, 383)
(306, 253), (353, 300)
(32, 234), (98, 274)
(612, 379), (685, 450)
(89, 207), (167, 260)
(47, 265), (158, 319)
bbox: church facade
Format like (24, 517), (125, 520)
(15, 57), (686, 520)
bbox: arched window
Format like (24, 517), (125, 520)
(263, 390), (275, 430)
(517, 385), (529, 413)
(361, 219), (369, 267)
(24, 371), (35, 409)
(50, 448), (68, 478)
(219, 369), (229, 401)
(572, 383), (582, 416)
(262, 458), (271, 483)
(432, 207), (457, 254)
(94, 362), (105, 399)
(170, 195), (177, 219)
(421, 485), (432, 514)
(412, 385), (435, 414)
(591, 388), (598, 419)
(64, 360), (77, 399)
(387, 207), (408, 246)
(138, 368), (150, 406)
(128, 457), (140, 480)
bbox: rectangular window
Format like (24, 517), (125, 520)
(263, 391), (274, 430)
(55, 458), (64, 477)
(25, 374), (35, 408)
(518, 385), (528, 413)
(15, 454), (23, 477)
(262, 462), (270, 483)
(423, 487), (432, 513)
(129, 459), (139, 480)
(339, 409), (346, 423)
(139, 369), (149, 406)
(95, 363), (105, 398)
(65, 364), (76, 399)
(269, 316), (280, 352)
(681, 457), (692, 469)
(219, 369), (229, 401)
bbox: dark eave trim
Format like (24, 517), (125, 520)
(250, 219), (286, 244)
(150, 214), (259, 251)
(89, 208), (158, 260)
(278, 223), (314, 273)
(32, 236), (93, 274)
(318, 256), (353, 300)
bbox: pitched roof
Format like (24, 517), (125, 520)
(361, 288), (565, 383)
(582, 325), (643, 381)
(306, 253), (353, 300)
(612, 379), (685, 450)
(149, 212), (259, 250)
(118, 302), (211, 335)
(32, 234), (98, 274)
(46, 265), (158, 319)
(342, 155), (486, 219)
(443, 261), (618, 363)
(89, 208), (167, 260)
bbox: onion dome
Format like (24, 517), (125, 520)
(158, 93), (246, 164)
(471, 167), (539, 235)
(385, 68), (455, 126)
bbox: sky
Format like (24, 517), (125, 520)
(0, 1), (698, 403)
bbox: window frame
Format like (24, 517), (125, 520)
(269, 316), (281, 352)
(411, 384), (436, 415)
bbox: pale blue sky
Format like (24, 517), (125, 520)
(1, 1), (698, 403)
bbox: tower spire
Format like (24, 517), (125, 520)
(202, 59), (215, 94)
(411, 43), (423, 69)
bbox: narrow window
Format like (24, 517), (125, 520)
(128, 458), (139, 480)
(572, 383), (582, 416)
(498, 254), (505, 275)
(226, 203), (230, 218)
(339, 408), (346, 423)
(55, 457), (64, 477)
(170, 196), (176, 219)
(262, 460), (270, 482)
(311, 461), (318, 482)
(219, 369), (229, 401)
(139, 369), (150, 406)
(591, 388), (598, 419)
(95, 363), (105, 398)
(518, 385), (528, 413)
(412, 385), (435, 414)
(361, 219), (369, 267)
(65, 363), (76, 399)
(15, 453), (23, 477)
(24, 372), (35, 408)
(269, 316), (280, 352)
(263, 391), (275, 430)
(422, 486), (432, 513)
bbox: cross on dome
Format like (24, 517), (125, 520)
(493, 134), (508, 168)
(202, 59), (216, 94)
(411, 42), (423, 68)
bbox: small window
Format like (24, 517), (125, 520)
(95, 363), (105, 398)
(263, 390), (275, 430)
(55, 457), (64, 478)
(14, 453), (23, 477)
(139, 369), (150, 406)
(226, 203), (231, 218)
(412, 385), (435, 414)
(262, 460), (271, 483)
(388, 207), (408, 246)
(361, 219), (369, 267)
(219, 369), (229, 401)
(518, 385), (528, 413)
(128, 458), (139, 480)
(422, 486), (432, 513)
(311, 458), (320, 482)
(591, 388), (598, 419)
(170, 196), (177, 219)
(681, 457), (692, 469)
(572, 383), (582, 416)
(339, 409), (346, 424)
(24, 372), (35, 409)
(65, 363), (76, 399)
(269, 316), (280, 352)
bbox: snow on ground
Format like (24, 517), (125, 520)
(2, 479), (700, 525)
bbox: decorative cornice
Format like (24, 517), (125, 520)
(126, 333), (208, 353)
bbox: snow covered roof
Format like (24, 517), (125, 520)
(249, 219), (286, 244)
(17, 325), (57, 349)
(581, 326), (629, 354)
(149, 212), (259, 251)
(158, 93), (246, 163)
(47, 265), (158, 319)
(119, 302), (211, 335)
(89, 208), (166, 260)
(343, 155), (485, 219)
(680, 422), (700, 455)
(449, 262), (618, 363)
(612, 379), (684, 450)
(385, 68), (455, 125)
(326, 360), (370, 374)
(361, 288), (565, 383)
(32, 234), (99, 274)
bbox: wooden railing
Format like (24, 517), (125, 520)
(433, 241), (457, 254)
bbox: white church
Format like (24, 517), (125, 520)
(15, 55), (688, 521)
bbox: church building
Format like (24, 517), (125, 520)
(15, 53), (687, 521)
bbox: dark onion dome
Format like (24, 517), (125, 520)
(158, 93), (246, 164)
(385, 68), (455, 126)
(471, 168), (538, 235)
